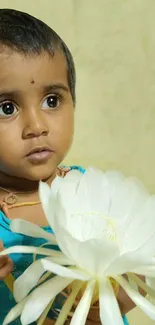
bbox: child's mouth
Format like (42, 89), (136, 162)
(26, 146), (53, 163)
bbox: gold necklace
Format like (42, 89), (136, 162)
(0, 167), (70, 218)
(0, 186), (36, 205)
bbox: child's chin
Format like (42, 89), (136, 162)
(25, 165), (57, 182)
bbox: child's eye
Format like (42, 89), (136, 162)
(42, 94), (60, 110)
(0, 102), (18, 117)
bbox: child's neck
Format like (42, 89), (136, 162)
(0, 171), (56, 193)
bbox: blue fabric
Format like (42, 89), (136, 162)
(0, 166), (128, 324)
(123, 315), (129, 325)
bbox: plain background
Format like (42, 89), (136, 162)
(0, 1), (155, 324)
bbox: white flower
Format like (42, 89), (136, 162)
(2, 167), (155, 325)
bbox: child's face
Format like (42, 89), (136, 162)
(0, 49), (74, 181)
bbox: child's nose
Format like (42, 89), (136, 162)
(22, 111), (49, 139)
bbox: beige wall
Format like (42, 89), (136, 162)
(0, 1), (155, 323)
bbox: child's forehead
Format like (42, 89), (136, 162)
(0, 49), (68, 92)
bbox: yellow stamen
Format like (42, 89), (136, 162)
(110, 278), (120, 296)
(72, 212), (118, 243)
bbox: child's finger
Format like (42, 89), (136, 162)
(0, 255), (9, 268)
(0, 258), (13, 280)
(0, 240), (4, 250)
(0, 240), (9, 267)
(0, 240), (8, 254)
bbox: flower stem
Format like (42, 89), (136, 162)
(39, 271), (52, 284)
(4, 274), (14, 292)
(55, 281), (83, 325)
(127, 273), (155, 298)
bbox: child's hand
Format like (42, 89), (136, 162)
(0, 240), (13, 280)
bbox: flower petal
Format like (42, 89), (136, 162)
(70, 280), (95, 325)
(14, 258), (45, 302)
(59, 209), (112, 242)
(115, 275), (155, 320)
(54, 227), (119, 276)
(99, 278), (124, 325)
(14, 255), (72, 302)
(21, 276), (73, 325)
(77, 168), (124, 215)
(123, 195), (155, 251)
(132, 265), (155, 277)
(39, 181), (56, 230)
(41, 259), (90, 281)
(109, 177), (148, 224)
(2, 297), (28, 325)
(104, 253), (145, 276)
(37, 300), (54, 325)
(50, 176), (64, 196)
(10, 219), (56, 244)
(54, 170), (83, 210)
(58, 169), (83, 195)
(146, 277), (155, 290)
(0, 245), (62, 257)
(105, 234), (155, 275)
(39, 173), (81, 233)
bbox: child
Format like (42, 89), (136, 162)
(0, 9), (130, 324)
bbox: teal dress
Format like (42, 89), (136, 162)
(0, 166), (129, 324)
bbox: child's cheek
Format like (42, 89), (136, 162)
(0, 122), (10, 132)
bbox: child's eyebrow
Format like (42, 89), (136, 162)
(42, 83), (70, 93)
(0, 83), (70, 98)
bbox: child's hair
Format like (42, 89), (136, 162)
(0, 8), (76, 103)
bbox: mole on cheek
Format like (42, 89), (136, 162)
(30, 80), (35, 84)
